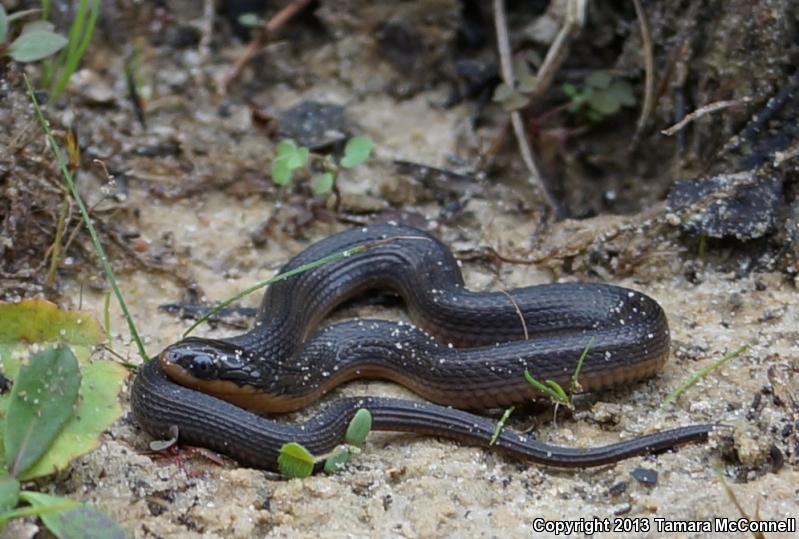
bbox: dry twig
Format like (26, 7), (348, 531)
(661, 98), (752, 137)
(631, 0), (656, 144)
(221, 0), (314, 92)
(493, 0), (563, 214)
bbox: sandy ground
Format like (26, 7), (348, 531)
(25, 179), (795, 539)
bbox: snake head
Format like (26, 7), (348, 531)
(159, 337), (256, 385)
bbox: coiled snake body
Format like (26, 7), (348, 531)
(131, 224), (714, 471)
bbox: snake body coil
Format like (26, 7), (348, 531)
(131, 224), (715, 471)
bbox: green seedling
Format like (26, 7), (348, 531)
(562, 71), (636, 122)
(277, 408), (374, 478)
(270, 136), (374, 195)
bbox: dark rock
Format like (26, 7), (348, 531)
(277, 101), (348, 150)
(630, 467), (658, 485)
(666, 170), (783, 240)
(607, 481), (627, 496)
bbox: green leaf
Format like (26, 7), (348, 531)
(517, 74), (537, 94)
(0, 477), (20, 513)
(587, 71), (612, 89)
(323, 445), (351, 474)
(275, 139), (297, 156)
(340, 136), (373, 168)
(277, 442), (315, 478)
(0, 299), (105, 345)
(345, 408), (372, 446)
(513, 56), (533, 80)
(271, 141), (309, 186)
(20, 492), (126, 539)
(0, 496), (78, 527)
(500, 90), (530, 112)
(272, 140), (297, 185)
(608, 79), (636, 107)
(492, 83), (514, 102)
(0, 301), (123, 479)
(544, 380), (569, 403)
(561, 83), (579, 98)
(271, 155), (294, 185)
(311, 172), (334, 195)
(0, 5), (8, 44)
(237, 13), (260, 27)
(523, 369), (567, 403)
(4, 345), (80, 477)
(489, 406), (515, 446)
(21, 20), (55, 33)
(8, 30), (67, 62)
(20, 359), (126, 480)
(587, 88), (622, 116)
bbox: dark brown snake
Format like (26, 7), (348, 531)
(131, 224), (717, 471)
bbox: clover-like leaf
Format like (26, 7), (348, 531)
(323, 445), (351, 474)
(586, 71), (612, 89)
(4, 345), (80, 477)
(587, 88), (622, 116)
(608, 79), (636, 107)
(311, 172), (334, 195)
(20, 492), (126, 539)
(277, 442), (315, 478)
(493, 83), (515, 102)
(499, 90), (530, 112)
(345, 408), (372, 446)
(271, 140), (309, 185)
(517, 74), (537, 94)
(8, 30), (67, 62)
(340, 136), (373, 168)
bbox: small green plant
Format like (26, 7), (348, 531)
(271, 136), (374, 196)
(0, 344), (126, 537)
(489, 405), (516, 446)
(277, 408), (373, 478)
(561, 72), (636, 122)
(492, 56), (537, 112)
(0, 5), (67, 63)
(522, 336), (594, 409)
(491, 337), (594, 442)
(43, 0), (100, 101)
(27, 75), (148, 362)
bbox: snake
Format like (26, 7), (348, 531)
(131, 224), (716, 471)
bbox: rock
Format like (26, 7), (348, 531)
(733, 420), (773, 468)
(630, 467), (658, 485)
(69, 69), (116, 106)
(666, 170), (783, 240)
(277, 101), (348, 150)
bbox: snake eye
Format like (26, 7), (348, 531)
(189, 354), (217, 378)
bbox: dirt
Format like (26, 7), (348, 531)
(2, 1), (798, 538)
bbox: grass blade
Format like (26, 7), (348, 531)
(25, 75), (148, 362)
(182, 245), (367, 337)
(662, 344), (750, 406)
